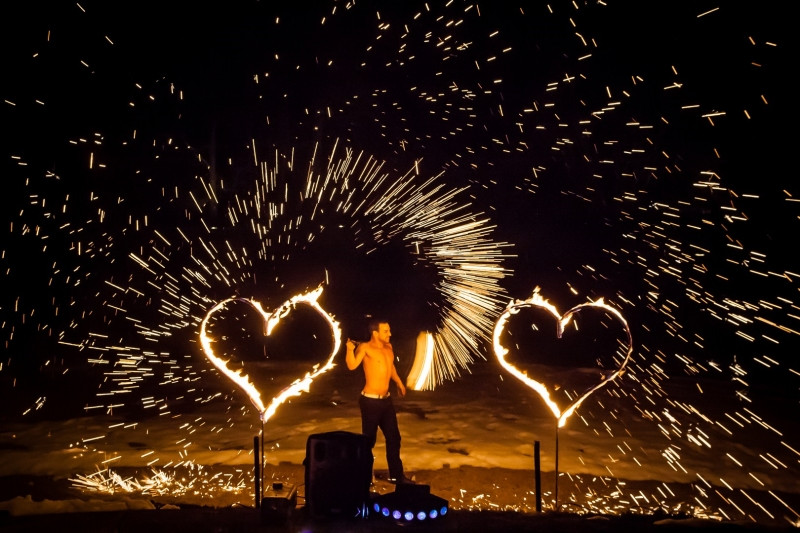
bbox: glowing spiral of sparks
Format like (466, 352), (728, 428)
(199, 285), (341, 423)
(196, 140), (512, 392)
(44, 140), (512, 419)
(493, 287), (633, 428)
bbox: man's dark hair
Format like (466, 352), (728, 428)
(368, 318), (388, 334)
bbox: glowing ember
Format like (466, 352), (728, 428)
(493, 287), (633, 428)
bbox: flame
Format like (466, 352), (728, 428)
(199, 285), (341, 422)
(407, 331), (435, 391)
(492, 287), (633, 428)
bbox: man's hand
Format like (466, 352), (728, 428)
(396, 381), (406, 398)
(345, 338), (364, 370)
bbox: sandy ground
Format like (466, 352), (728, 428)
(0, 497), (796, 533)
(2, 361), (799, 531)
(0, 463), (797, 532)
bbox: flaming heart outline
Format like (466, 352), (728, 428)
(492, 287), (633, 428)
(199, 285), (341, 422)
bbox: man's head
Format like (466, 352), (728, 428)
(368, 319), (391, 344)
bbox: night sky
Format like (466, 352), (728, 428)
(1, 0), (797, 431)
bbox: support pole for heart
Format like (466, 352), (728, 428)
(260, 417), (265, 503)
(200, 288), (343, 510)
(493, 289), (634, 515)
(534, 440), (542, 512)
(554, 424), (560, 511)
(253, 435), (261, 508)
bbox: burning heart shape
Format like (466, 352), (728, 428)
(492, 287), (633, 428)
(199, 285), (341, 422)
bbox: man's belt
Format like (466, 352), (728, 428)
(361, 391), (390, 399)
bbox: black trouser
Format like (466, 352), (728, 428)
(359, 395), (404, 480)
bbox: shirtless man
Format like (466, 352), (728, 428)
(346, 319), (412, 484)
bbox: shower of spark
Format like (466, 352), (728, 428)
(2, 0), (797, 524)
(71, 466), (247, 500)
(199, 286), (341, 423)
(493, 287), (633, 428)
(39, 137), (513, 416)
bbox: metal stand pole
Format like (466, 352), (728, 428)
(253, 435), (260, 508)
(534, 440), (542, 513)
(260, 418), (265, 502)
(554, 424), (559, 511)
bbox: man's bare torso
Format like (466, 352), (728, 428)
(361, 340), (395, 396)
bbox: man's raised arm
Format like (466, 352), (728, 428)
(346, 339), (365, 370)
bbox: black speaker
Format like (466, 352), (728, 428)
(304, 431), (373, 518)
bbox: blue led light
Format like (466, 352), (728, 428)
(373, 492), (449, 522)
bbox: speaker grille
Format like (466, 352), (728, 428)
(304, 431), (373, 518)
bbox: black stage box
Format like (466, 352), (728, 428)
(261, 482), (297, 523)
(304, 431), (373, 518)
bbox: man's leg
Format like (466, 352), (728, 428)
(378, 399), (404, 481)
(359, 396), (381, 449)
